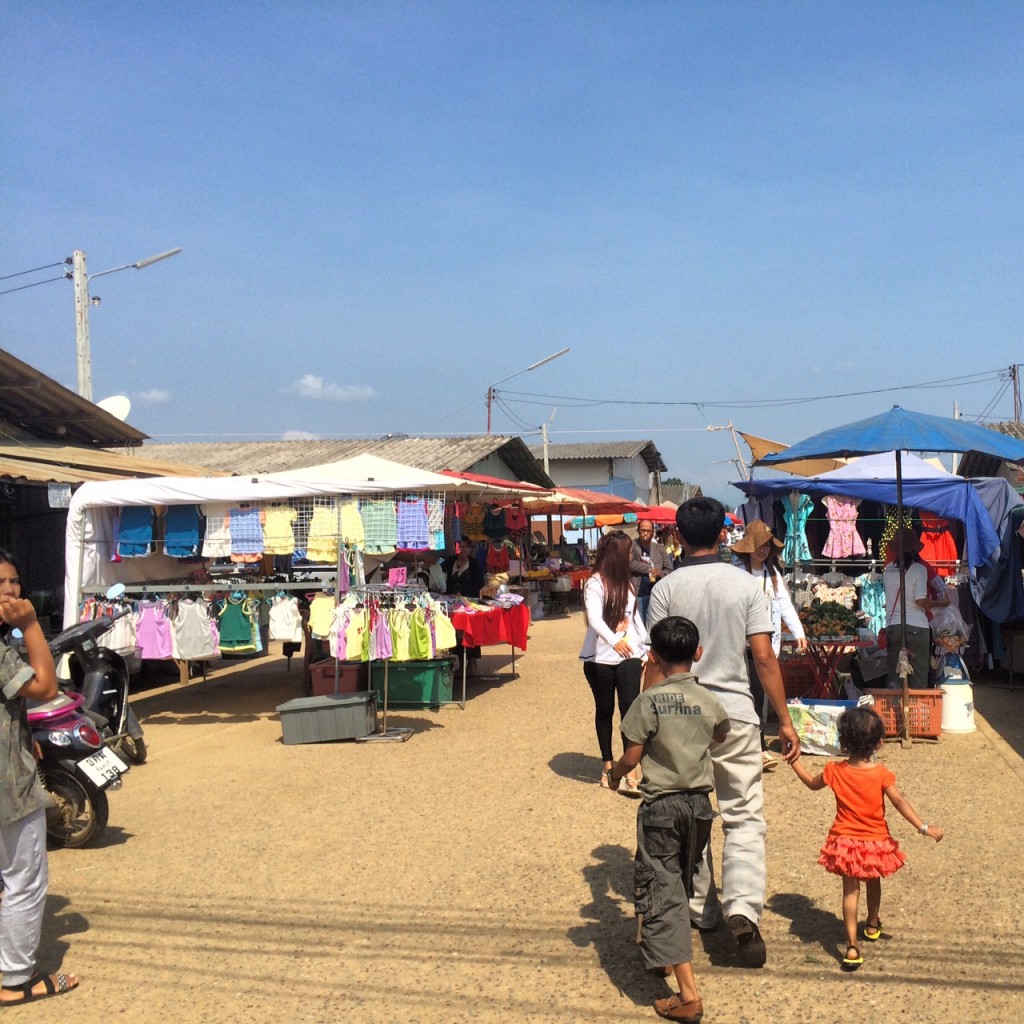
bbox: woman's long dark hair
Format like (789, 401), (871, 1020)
(594, 531), (633, 630)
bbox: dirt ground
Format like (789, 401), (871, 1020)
(29, 609), (1024, 1023)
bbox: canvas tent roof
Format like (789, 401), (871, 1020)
(64, 458), (538, 627)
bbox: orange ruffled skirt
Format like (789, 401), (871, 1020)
(818, 835), (907, 879)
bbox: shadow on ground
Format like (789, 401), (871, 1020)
(566, 844), (670, 1008)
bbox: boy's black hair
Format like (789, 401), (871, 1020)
(838, 705), (885, 758)
(649, 616), (700, 666)
(675, 497), (725, 549)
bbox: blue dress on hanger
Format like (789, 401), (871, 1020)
(782, 494), (813, 564)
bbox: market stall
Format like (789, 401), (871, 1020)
(62, 456), (539, 723)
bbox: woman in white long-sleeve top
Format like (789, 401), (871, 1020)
(731, 520), (807, 769)
(579, 530), (648, 797)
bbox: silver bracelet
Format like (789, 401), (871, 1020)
(919, 823), (929, 835)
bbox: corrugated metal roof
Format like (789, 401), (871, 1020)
(0, 444), (219, 484)
(956, 421), (1024, 477)
(527, 440), (668, 473)
(660, 482), (704, 505)
(0, 348), (148, 447)
(137, 436), (554, 486)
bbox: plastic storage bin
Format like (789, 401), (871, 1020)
(369, 659), (455, 708)
(866, 689), (943, 739)
(308, 660), (369, 697)
(276, 693), (377, 744)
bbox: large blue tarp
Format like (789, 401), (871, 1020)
(733, 454), (1001, 570)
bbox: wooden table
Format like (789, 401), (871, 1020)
(788, 637), (873, 699)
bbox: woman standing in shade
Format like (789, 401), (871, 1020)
(580, 531), (648, 797)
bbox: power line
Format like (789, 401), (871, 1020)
(0, 261), (66, 282)
(0, 273), (68, 296)
(499, 367), (1006, 411)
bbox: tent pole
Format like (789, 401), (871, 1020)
(896, 452), (912, 746)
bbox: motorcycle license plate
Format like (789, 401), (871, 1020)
(79, 747), (129, 787)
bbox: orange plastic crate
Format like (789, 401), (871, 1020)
(866, 689), (943, 739)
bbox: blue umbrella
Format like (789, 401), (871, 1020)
(757, 405), (1024, 464)
(758, 406), (1024, 741)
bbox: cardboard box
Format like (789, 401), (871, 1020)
(370, 659), (455, 708)
(276, 693), (377, 744)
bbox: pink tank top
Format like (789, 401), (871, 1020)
(136, 601), (174, 659)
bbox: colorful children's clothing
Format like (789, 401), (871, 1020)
(163, 504), (201, 558)
(817, 760), (907, 879)
(821, 495), (866, 558)
(201, 502), (233, 558)
(118, 507), (154, 558)
(263, 505), (298, 556)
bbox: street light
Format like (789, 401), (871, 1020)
(486, 347), (570, 434)
(67, 246), (182, 402)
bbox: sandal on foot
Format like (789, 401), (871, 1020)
(0, 972), (79, 1005)
(600, 769), (612, 790)
(863, 920), (883, 942)
(654, 993), (704, 1022)
(618, 774), (642, 799)
(841, 945), (864, 970)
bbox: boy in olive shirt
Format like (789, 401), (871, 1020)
(608, 617), (729, 1023)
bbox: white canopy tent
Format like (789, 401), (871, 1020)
(63, 456), (536, 626)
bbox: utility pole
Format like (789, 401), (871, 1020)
(71, 250), (93, 400)
(1013, 364), (1021, 421)
(541, 421), (550, 476)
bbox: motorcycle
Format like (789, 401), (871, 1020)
(28, 690), (128, 848)
(51, 602), (148, 765)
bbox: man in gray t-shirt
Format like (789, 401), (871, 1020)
(648, 497), (800, 968)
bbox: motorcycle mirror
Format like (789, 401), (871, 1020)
(106, 583), (126, 600)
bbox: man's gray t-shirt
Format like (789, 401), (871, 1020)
(621, 671), (729, 800)
(647, 557), (773, 727)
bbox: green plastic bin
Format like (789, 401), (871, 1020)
(369, 659), (455, 708)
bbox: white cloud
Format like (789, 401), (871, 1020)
(281, 430), (321, 441)
(135, 388), (171, 404)
(284, 374), (374, 402)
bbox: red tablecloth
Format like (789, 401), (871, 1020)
(450, 604), (531, 651)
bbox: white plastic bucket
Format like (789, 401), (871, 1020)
(940, 682), (976, 734)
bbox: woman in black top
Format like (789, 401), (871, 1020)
(445, 540), (484, 598)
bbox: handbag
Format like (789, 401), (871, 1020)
(878, 582), (903, 651)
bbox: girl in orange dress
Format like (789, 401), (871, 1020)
(791, 706), (944, 971)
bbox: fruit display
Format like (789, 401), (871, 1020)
(798, 600), (863, 638)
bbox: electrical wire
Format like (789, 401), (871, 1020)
(0, 261), (65, 282)
(499, 367), (1006, 411)
(0, 274), (68, 296)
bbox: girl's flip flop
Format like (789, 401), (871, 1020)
(842, 945), (864, 971)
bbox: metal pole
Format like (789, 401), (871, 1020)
(72, 250), (93, 401)
(542, 421), (550, 475)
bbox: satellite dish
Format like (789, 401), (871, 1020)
(96, 395), (132, 421)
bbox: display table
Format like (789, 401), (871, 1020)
(449, 603), (531, 707)
(786, 637), (872, 699)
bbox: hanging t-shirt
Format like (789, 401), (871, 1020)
(361, 499), (397, 554)
(136, 600), (173, 659)
(201, 503), (234, 558)
(170, 598), (219, 659)
(396, 497), (429, 550)
(218, 595), (258, 653)
(163, 505), (200, 558)
(268, 595), (304, 643)
(306, 504), (339, 563)
(483, 505), (507, 539)
(118, 507), (154, 558)
(308, 592), (336, 639)
(263, 505), (298, 555)
(229, 506), (265, 562)
(339, 500), (365, 550)
(426, 498), (446, 551)
(462, 504), (487, 541)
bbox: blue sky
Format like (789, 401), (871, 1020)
(2, 3), (1022, 500)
